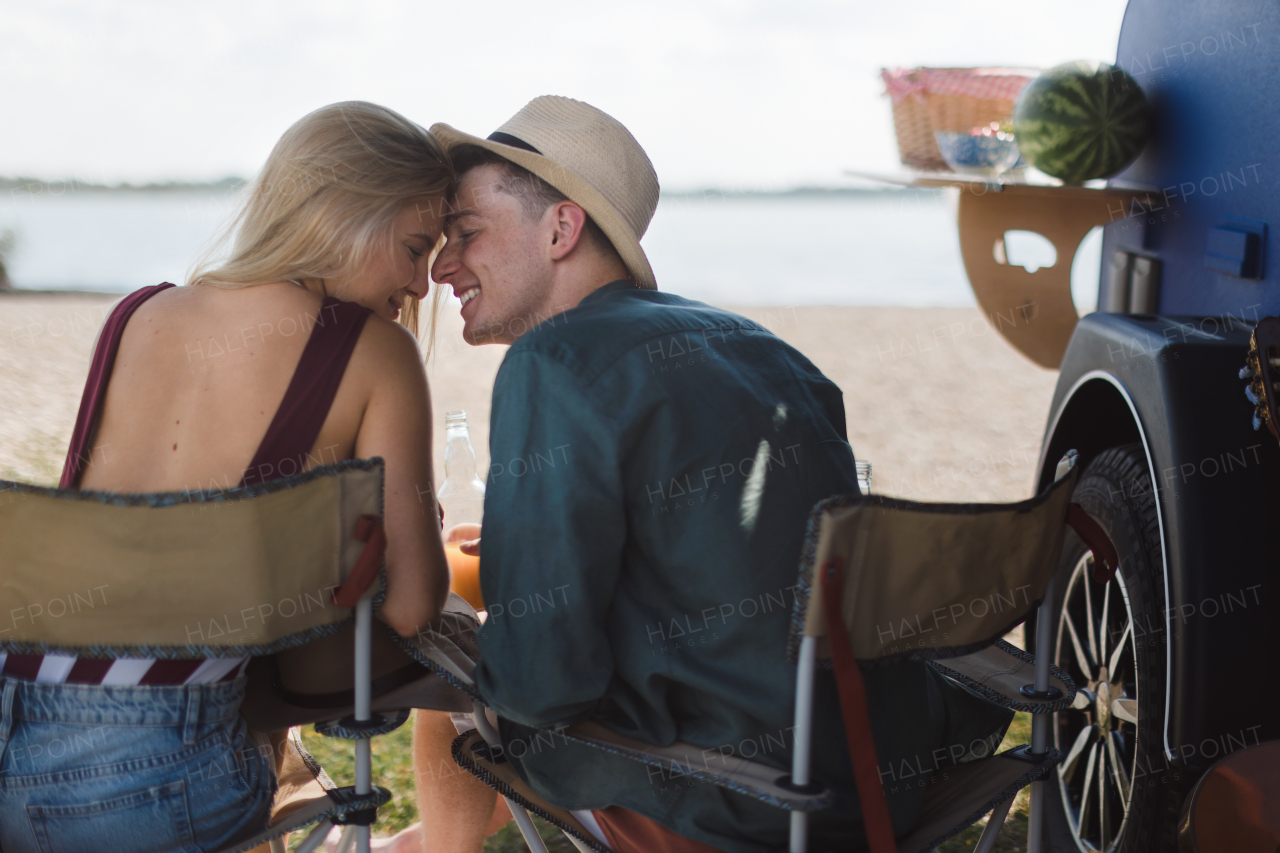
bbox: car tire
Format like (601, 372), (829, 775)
(1031, 444), (1186, 853)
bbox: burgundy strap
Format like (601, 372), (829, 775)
(66, 658), (114, 684)
(240, 298), (371, 486)
(1066, 503), (1120, 584)
(139, 660), (203, 685)
(820, 558), (900, 853)
(332, 515), (387, 607)
(60, 283), (177, 488)
(1, 654), (43, 681)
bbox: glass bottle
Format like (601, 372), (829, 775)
(437, 410), (486, 526)
(437, 411), (486, 610)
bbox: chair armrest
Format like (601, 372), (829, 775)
(560, 721), (833, 812)
(451, 730), (609, 853)
(392, 593), (483, 698)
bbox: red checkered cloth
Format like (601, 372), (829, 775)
(881, 67), (1039, 104)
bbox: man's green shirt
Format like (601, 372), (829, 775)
(474, 281), (1009, 852)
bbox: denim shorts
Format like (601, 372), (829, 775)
(0, 676), (276, 853)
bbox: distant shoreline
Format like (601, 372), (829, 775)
(0, 176), (246, 195)
(662, 186), (942, 201)
(0, 176), (941, 200)
(0, 288), (124, 296)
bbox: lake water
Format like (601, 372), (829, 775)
(0, 187), (1102, 308)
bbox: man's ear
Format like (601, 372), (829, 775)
(548, 201), (589, 260)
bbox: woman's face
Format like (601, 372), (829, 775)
(342, 198), (445, 322)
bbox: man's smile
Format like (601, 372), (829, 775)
(458, 287), (480, 307)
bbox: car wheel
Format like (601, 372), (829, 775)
(1034, 444), (1185, 853)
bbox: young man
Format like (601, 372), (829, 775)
(412, 96), (1011, 853)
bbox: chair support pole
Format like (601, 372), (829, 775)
(508, 799), (551, 853)
(1028, 780), (1045, 853)
(1028, 584), (1056, 853)
(293, 821), (335, 853)
(472, 700), (500, 745)
(354, 594), (373, 853)
(1032, 586), (1054, 711)
(334, 826), (358, 853)
(789, 809), (810, 853)
(973, 798), (1013, 853)
(789, 635), (817, 853)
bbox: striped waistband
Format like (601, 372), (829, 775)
(0, 676), (245, 727)
(0, 652), (249, 686)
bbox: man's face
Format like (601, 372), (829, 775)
(431, 164), (552, 345)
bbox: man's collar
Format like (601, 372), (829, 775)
(578, 279), (639, 307)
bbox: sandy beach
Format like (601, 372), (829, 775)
(0, 292), (1059, 502)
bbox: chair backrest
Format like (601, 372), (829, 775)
(0, 458), (384, 659)
(792, 464), (1078, 664)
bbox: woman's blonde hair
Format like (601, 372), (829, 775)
(189, 101), (452, 343)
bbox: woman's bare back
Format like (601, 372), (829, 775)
(80, 282), (361, 493)
(79, 281), (449, 635)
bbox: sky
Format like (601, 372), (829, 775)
(0, 0), (1129, 190)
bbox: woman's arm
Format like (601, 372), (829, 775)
(352, 318), (451, 637)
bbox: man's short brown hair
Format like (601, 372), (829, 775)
(450, 143), (619, 261)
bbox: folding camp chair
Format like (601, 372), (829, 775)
(0, 457), (555, 853)
(451, 450), (1119, 853)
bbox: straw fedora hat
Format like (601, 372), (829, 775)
(431, 96), (660, 290)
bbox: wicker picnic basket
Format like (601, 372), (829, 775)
(881, 67), (1039, 172)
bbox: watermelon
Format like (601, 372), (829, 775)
(1013, 61), (1151, 185)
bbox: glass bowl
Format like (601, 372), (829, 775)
(934, 131), (1021, 177)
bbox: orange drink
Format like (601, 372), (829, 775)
(446, 543), (484, 611)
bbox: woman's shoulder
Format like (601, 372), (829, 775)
(127, 281), (326, 328)
(351, 310), (427, 380)
(111, 282), (335, 370)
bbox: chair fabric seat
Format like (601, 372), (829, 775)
(897, 746), (1061, 853)
(928, 638), (1076, 714)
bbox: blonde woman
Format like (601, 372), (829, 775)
(0, 102), (453, 852)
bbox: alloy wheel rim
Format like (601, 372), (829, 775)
(1053, 552), (1141, 853)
